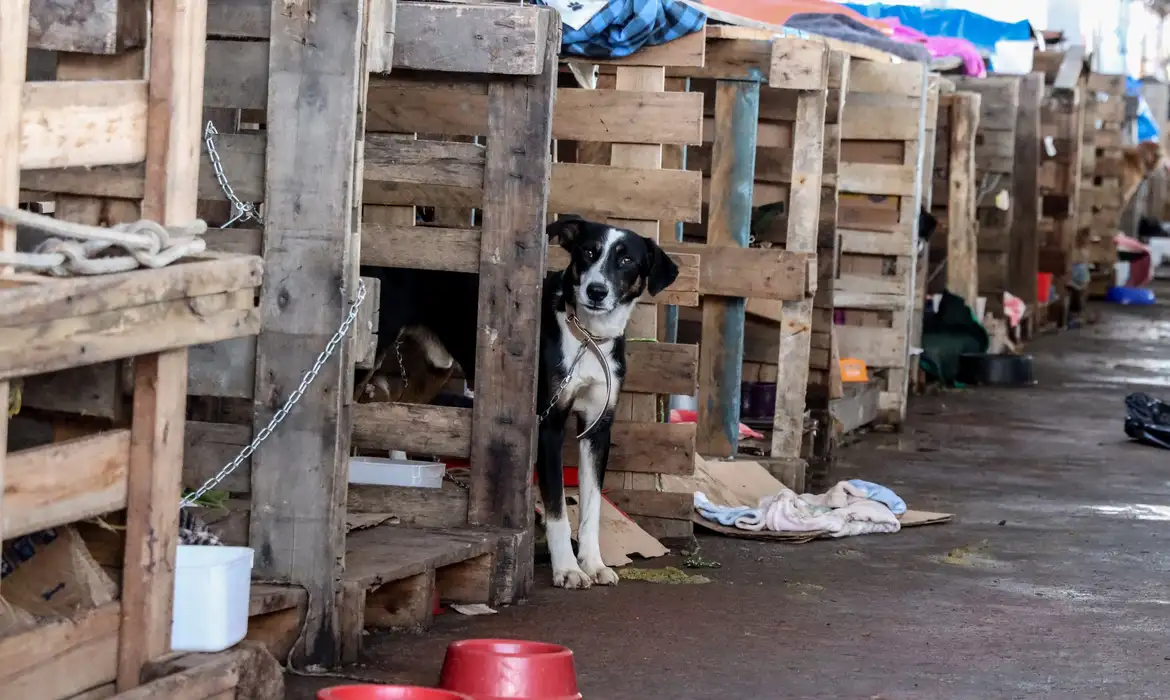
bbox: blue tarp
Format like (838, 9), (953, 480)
(1127, 77), (1160, 143)
(843, 4), (1031, 52)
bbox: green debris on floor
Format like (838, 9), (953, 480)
(618, 566), (712, 584)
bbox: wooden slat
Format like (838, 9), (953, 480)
(248, 0), (366, 668)
(393, 2), (551, 75)
(20, 80), (148, 170)
(847, 61), (925, 97)
(623, 342), (699, 396)
(0, 603), (121, 699)
(353, 403), (472, 457)
(552, 162), (703, 223)
(836, 326), (908, 368)
(0, 255), (259, 326)
(555, 88), (704, 145)
(659, 242), (808, 301)
(772, 77), (828, 459)
(4, 430), (131, 539)
(593, 28), (707, 68)
(27, 0), (147, 54)
(466, 19), (558, 552)
(839, 162), (917, 196)
(563, 421), (696, 475)
(364, 134), (485, 190)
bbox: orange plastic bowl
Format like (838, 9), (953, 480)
(438, 639), (581, 700)
(317, 686), (474, 700)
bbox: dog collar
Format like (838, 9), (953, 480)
(565, 310), (617, 343)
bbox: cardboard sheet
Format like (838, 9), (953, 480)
(536, 489), (670, 567)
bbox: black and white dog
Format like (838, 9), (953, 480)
(537, 216), (678, 588)
(360, 215), (679, 589)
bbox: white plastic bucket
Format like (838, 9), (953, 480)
(171, 545), (254, 652)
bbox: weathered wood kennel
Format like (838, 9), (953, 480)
(930, 90), (981, 308)
(6, 0), (280, 695)
(835, 60), (932, 426)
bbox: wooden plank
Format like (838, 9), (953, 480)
(248, 0), (367, 668)
(117, 350), (188, 690)
(563, 421), (696, 475)
(0, 293), (259, 381)
(27, 0), (147, 54)
(466, 18), (558, 598)
(20, 80), (148, 170)
(623, 341), (699, 396)
(352, 402), (472, 457)
(393, 2), (550, 75)
(0, 0), (29, 569)
(659, 242), (808, 301)
(836, 325), (908, 367)
(554, 88), (704, 145)
(605, 489), (692, 520)
(4, 429), (131, 539)
(551, 162), (703, 223)
(0, 603), (121, 698)
(838, 162), (917, 196)
(593, 28), (706, 68)
(767, 39), (828, 91)
(114, 650), (241, 700)
(847, 61), (925, 97)
(1053, 45), (1085, 90)
(696, 80), (758, 458)
(0, 255), (260, 326)
(772, 79), (828, 459)
(364, 134), (485, 190)
(1010, 74), (1043, 310)
(946, 92), (980, 307)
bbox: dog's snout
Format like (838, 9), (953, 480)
(585, 283), (608, 303)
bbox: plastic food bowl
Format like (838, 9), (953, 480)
(317, 687), (474, 700)
(171, 545), (254, 652)
(439, 639), (581, 700)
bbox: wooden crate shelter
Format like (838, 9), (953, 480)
(952, 75), (1021, 317)
(555, 27), (829, 530)
(908, 75), (942, 392)
(1081, 73), (1127, 297)
(834, 59), (932, 426)
(5, 0), (281, 696)
(1033, 48), (1088, 332)
(928, 90), (981, 308)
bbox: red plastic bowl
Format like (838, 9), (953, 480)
(317, 686), (474, 700)
(439, 639), (581, 700)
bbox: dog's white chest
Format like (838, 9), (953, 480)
(556, 315), (620, 418)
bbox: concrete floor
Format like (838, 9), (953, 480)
(291, 298), (1170, 699)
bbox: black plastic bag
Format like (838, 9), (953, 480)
(1124, 392), (1170, 449)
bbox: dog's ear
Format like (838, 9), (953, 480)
(547, 215), (585, 251)
(641, 236), (680, 297)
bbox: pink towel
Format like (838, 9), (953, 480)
(884, 19), (986, 78)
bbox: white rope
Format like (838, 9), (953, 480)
(0, 205), (207, 277)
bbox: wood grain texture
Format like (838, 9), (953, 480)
(695, 80), (758, 458)
(0, 603), (121, 697)
(27, 0), (147, 54)
(467, 17), (558, 571)
(4, 429), (131, 538)
(0, 0), (29, 562)
(118, 350), (188, 690)
(944, 92), (980, 307)
(248, 0), (367, 667)
(1010, 74), (1043, 310)
(20, 80), (148, 170)
(393, 2), (548, 75)
(771, 65), (828, 459)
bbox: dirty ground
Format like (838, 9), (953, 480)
(289, 297), (1170, 699)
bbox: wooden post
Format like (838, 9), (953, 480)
(948, 92), (981, 307)
(805, 51), (849, 489)
(696, 80), (758, 457)
(467, 16), (558, 601)
(250, 0), (368, 666)
(1010, 74), (1043, 311)
(117, 0), (207, 688)
(0, 0), (31, 600)
(770, 49), (828, 459)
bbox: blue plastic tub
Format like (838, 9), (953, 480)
(1106, 286), (1156, 305)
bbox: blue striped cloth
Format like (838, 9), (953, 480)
(541, 0), (707, 59)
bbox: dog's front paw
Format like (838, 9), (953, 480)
(553, 565), (593, 590)
(580, 560), (619, 586)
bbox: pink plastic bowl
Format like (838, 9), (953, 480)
(439, 639), (581, 700)
(317, 686), (474, 700)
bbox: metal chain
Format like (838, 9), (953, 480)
(181, 278), (368, 507)
(204, 121), (263, 229)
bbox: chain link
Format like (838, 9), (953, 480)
(204, 121), (263, 229)
(181, 278), (368, 507)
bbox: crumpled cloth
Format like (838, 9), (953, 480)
(847, 479), (906, 515)
(695, 481), (902, 538)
